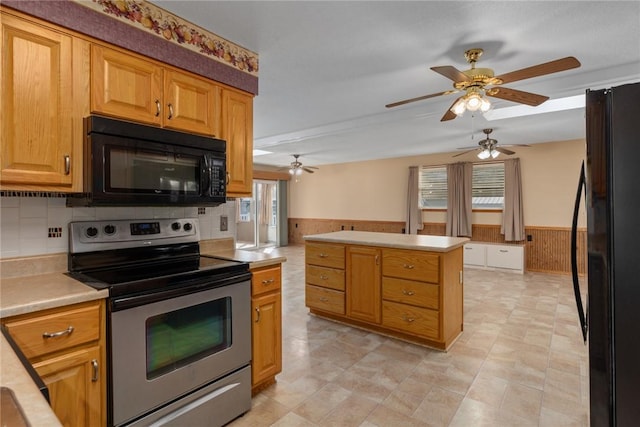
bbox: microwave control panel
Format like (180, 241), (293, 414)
(209, 157), (226, 197)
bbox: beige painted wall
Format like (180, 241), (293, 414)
(288, 138), (586, 228)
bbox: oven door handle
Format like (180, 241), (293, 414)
(202, 156), (212, 196)
(110, 272), (251, 311)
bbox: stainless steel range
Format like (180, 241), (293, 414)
(67, 218), (251, 427)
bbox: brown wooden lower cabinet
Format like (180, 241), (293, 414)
(305, 237), (464, 350)
(250, 265), (282, 394)
(2, 300), (107, 427)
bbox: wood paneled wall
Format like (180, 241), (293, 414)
(288, 218), (587, 275)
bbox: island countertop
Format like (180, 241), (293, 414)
(303, 231), (469, 252)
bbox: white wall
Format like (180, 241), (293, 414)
(0, 197), (236, 259)
(289, 138), (586, 228)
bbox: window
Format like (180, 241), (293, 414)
(419, 163), (505, 210)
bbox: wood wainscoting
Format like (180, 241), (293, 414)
(288, 218), (587, 276)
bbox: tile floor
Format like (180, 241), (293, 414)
(229, 245), (589, 426)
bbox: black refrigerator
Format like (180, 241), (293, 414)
(577, 81), (640, 426)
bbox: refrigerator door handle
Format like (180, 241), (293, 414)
(571, 160), (588, 343)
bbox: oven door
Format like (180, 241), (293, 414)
(109, 279), (250, 426)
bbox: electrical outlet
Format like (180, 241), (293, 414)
(220, 215), (228, 231)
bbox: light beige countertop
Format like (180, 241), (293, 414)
(0, 272), (108, 319)
(303, 230), (469, 252)
(203, 249), (287, 270)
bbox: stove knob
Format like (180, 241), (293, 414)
(104, 224), (116, 235)
(183, 222), (193, 232)
(86, 226), (98, 238)
(171, 222), (182, 231)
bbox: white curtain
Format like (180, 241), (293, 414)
(502, 158), (525, 241)
(258, 183), (274, 226)
(405, 166), (423, 234)
(446, 162), (473, 237)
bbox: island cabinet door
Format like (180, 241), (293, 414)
(346, 246), (381, 324)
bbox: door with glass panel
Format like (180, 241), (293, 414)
(236, 180), (278, 249)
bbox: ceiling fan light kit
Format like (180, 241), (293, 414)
(386, 47), (581, 122)
(281, 154), (319, 175)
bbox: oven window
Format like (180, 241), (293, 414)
(145, 298), (232, 379)
(108, 147), (200, 194)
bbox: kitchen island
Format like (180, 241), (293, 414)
(303, 231), (469, 350)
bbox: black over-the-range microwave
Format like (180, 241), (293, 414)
(67, 116), (227, 207)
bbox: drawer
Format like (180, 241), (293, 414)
(463, 243), (485, 267)
(251, 265), (282, 297)
(382, 277), (439, 310)
(306, 265), (345, 291)
(382, 300), (439, 340)
(3, 301), (101, 360)
(305, 284), (345, 315)
(305, 242), (345, 269)
(486, 245), (524, 271)
(382, 249), (439, 283)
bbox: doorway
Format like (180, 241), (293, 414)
(235, 180), (279, 250)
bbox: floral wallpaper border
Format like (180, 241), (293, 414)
(74, 0), (258, 76)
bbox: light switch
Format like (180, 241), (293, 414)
(220, 215), (228, 231)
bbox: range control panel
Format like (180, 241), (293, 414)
(69, 218), (199, 253)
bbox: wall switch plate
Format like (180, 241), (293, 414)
(220, 215), (228, 231)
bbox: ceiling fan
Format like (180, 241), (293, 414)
(454, 128), (529, 159)
(386, 48), (581, 121)
(280, 154), (319, 175)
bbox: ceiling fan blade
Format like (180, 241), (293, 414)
(494, 56), (581, 85)
(302, 167), (315, 173)
(441, 96), (464, 121)
(500, 144), (531, 148)
(495, 146), (515, 155)
(453, 149), (478, 158)
(386, 90), (457, 108)
(430, 66), (471, 83)
(488, 86), (549, 106)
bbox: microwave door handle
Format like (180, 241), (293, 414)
(202, 157), (212, 195)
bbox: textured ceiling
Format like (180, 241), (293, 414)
(155, 1), (640, 169)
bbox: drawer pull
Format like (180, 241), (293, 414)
(319, 297), (329, 302)
(42, 326), (74, 339)
(261, 278), (275, 285)
(403, 264), (415, 269)
(318, 253), (329, 258)
(91, 359), (99, 382)
(499, 249), (509, 253)
(255, 307), (261, 323)
(402, 289), (415, 296)
(320, 275), (329, 280)
(402, 315), (415, 323)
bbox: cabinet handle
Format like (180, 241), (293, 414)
(319, 297), (329, 302)
(64, 155), (71, 175)
(320, 275), (328, 280)
(261, 278), (274, 285)
(403, 264), (415, 269)
(460, 270), (463, 285)
(499, 249), (509, 253)
(91, 359), (99, 382)
(155, 100), (161, 117)
(402, 315), (415, 323)
(255, 307), (261, 323)
(167, 103), (174, 120)
(42, 325), (74, 338)
(226, 172), (230, 185)
(375, 255), (380, 265)
(318, 253), (328, 258)
(402, 289), (415, 296)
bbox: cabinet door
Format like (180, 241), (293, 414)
(221, 88), (253, 196)
(251, 292), (282, 386)
(33, 346), (103, 427)
(91, 44), (163, 126)
(0, 13), (83, 190)
(346, 246), (381, 323)
(164, 69), (220, 136)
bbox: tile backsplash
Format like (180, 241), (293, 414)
(0, 196), (236, 259)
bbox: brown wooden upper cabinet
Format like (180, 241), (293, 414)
(0, 11), (88, 192)
(91, 44), (221, 137)
(222, 87), (254, 196)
